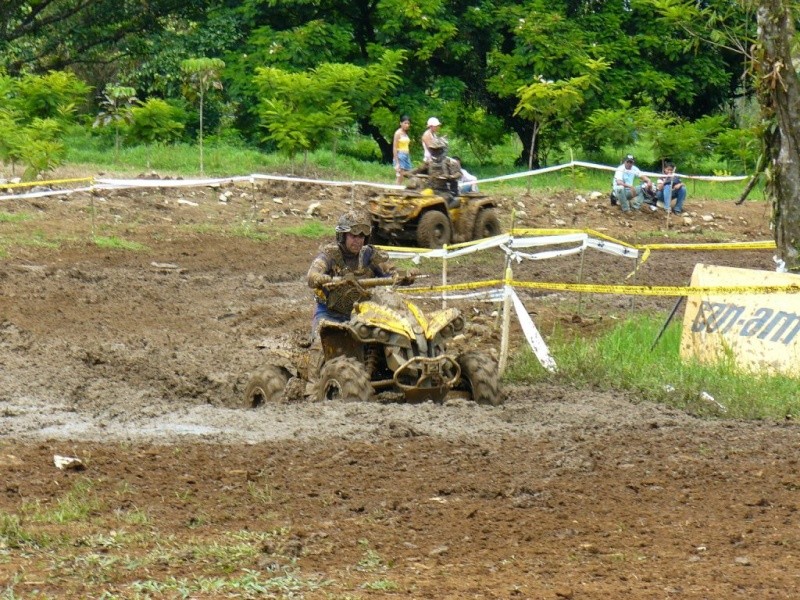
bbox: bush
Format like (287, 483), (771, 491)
(127, 99), (187, 145)
(339, 135), (381, 162)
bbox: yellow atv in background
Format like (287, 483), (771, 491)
(243, 277), (502, 406)
(368, 189), (502, 249)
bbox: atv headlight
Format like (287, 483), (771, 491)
(376, 329), (391, 342)
(357, 323), (372, 339)
(451, 316), (465, 332)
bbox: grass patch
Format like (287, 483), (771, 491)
(0, 211), (33, 223)
(279, 220), (329, 239)
(0, 512), (46, 549)
(506, 313), (800, 419)
(30, 478), (102, 525)
(230, 222), (271, 242)
(60, 127), (760, 203)
(0, 230), (64, 254)
(92, 235), (148, 251)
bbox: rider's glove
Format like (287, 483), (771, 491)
(309, 273), (333, 288)
(393, 269), (419, 286)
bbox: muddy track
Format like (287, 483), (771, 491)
(2, 181), (795, 598)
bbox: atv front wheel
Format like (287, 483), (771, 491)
(473, 208), (501, 240)
(458, 352), (502, 406)
(417, 210), (452, 248)
(315, 356), (373, 401)
(243, 366), (290, 408)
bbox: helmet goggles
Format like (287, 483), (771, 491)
(349, 223), (372, 237)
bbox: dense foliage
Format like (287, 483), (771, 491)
(0, 0), (789, 176)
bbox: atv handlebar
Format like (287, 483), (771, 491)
(323, 274), (418, 291)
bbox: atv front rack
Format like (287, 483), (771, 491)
(390, 355), (460, 403)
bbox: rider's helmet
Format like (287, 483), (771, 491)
(428, 135), (447, 158)
(335, 209), (372, 246)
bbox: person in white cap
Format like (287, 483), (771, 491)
(421, 117), (442, 162)
(611, 154), (651, 213)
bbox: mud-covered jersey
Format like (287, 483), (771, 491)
(307, 243), (395, 307)
(411, 155), (462, 196)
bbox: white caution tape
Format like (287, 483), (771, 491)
(508, 286), (557, 372)
(513, 244), (585, 261)
(511, 233), (587, 248)
(586, 238), (639, 259)
(405, 288), (504, 301)
(94, 176), (250, 189)
(0, 186), (94, 201)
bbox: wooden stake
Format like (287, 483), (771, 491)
(498, 261), (513, 376)
(441, 244), (448, 309)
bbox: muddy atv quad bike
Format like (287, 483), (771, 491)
(244, 276), (502, 406)
(368, 187), (501, 249)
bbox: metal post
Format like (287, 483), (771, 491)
(650, 296), (685, 351)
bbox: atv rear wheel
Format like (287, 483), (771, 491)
(315, 356), (373, 402)
(243, 366), (290, 407)
(417, 210), (452, 248)
(473, 208), (501, 240)
(458, 352), (502, 406)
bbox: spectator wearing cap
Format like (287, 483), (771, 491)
(422, 117), (442, 162)
(611, 154), (651, 213)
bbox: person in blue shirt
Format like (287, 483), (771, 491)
(656, 161), (687, 215)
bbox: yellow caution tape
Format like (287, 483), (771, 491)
(2, 177), (94, 189)
(407, 278), (800, 297)
(640, 240), (777, 251)
(511, 281), (800, 296)
(406, 280), (503, 294)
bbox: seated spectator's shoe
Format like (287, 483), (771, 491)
(656, 200), (665, 209)
(673, 210), (682, 215)
(609, 192), (618, 206)
(649, 204), (658, 212)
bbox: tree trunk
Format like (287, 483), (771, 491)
(514, 121), (539, 169)
(757, 0), (800, 272)
(361, 119), (392, 164)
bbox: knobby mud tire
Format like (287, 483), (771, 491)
(473, 208), (501, 241)
(417, 211), (452, 249)
(243, 366), (290, 408)
(458, 352), (503, 406)
(315, 356), (373, 402)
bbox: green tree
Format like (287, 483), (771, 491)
(512, 59), (609, 172)
(93, 85), (139, 159)
(0, 0), (209, 75)
(127, 99), (187, 145)
(253, 53), (403, 169)
(14, 118), (67, 181)
(181, 57), (225, 175)
(0, 71), (88, 178)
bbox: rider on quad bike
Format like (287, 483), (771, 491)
(307, 209), (416, 335)
(408, 137), (462, 206)
(244, 209), (502, 406)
